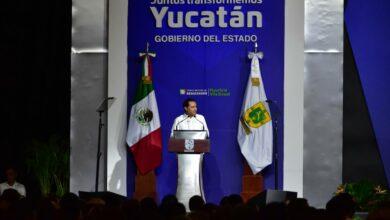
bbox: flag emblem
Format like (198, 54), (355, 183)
(244, 102), (271, 128)
(135, 107), (154, 126)
(251, 77), (260, 86)
(142, 76), (152, 84)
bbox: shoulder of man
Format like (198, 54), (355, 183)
(175, 114), (186, 121)
(196, 114), (205, 119)
(15, 182), (25, 188)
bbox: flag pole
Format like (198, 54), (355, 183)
(248, 42), (263, 59)
(254, 42), (258, 53)
(268, 100), (280, 190)
(140, 42), (156, 58)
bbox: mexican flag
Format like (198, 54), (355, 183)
(126, 55), (162, 175)
(237, 52), (273, 174)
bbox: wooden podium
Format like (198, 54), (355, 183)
(168, 130), (210, 211)
(168, 139), (210, 153)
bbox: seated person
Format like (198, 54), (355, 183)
(0, 167), (26, 197)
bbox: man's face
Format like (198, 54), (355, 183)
(6, 169), (17, 184)
(185, 101), (197, 117)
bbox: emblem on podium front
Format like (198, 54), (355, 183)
(184, 139), (195, 152)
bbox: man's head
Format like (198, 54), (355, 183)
(5, 167), (17, 185)
(189, 195), (205, 212)
(183, 98), (197, 117)
(326, 193), (356, 220)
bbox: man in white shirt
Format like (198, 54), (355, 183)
(171, 98), (209, 137)
(0, 167), (26, 197)
(170, 98), (209, 210)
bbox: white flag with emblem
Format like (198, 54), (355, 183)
(237, 53), (273, 174)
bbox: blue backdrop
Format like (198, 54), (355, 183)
(127, 0), (285, 203)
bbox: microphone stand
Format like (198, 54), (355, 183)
(194, 115), (205, 131)
(267, 100), (280, 190)
(95, 110), (104, 192)
(273, 111), (279, 190)
(95, 97), (115, 192)
(175, 115), (189, 130)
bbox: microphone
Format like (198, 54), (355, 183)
(175, 115), (189, 130)
(194, 115), (205, 131)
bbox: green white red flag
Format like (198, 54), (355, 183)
(126, 55), (162, 174)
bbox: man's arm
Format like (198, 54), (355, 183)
(170, 117), (179, 137)
(200, 115), (210, 138)
(19, 184), (26, 197)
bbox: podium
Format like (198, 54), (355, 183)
(168, 130), (210, 211)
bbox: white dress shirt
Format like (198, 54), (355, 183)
(0, 181), (26, 197)
(171, 114), (209, 137)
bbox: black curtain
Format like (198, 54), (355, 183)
(343, 4), (388, 186)
(0, 0), (71, 191)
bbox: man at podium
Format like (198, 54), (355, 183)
(171, 98), (209, 137)
(169, 98), (209, 211)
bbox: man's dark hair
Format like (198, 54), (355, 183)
(228, 194), (244, 207)
(189, 195), (205, 212)
(5, 166), (17, 173)
(183, 98), (196, 108)
(60, 193), (82, 220)
(262, 202), (287, 220)
(326, 193), (356, 220)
